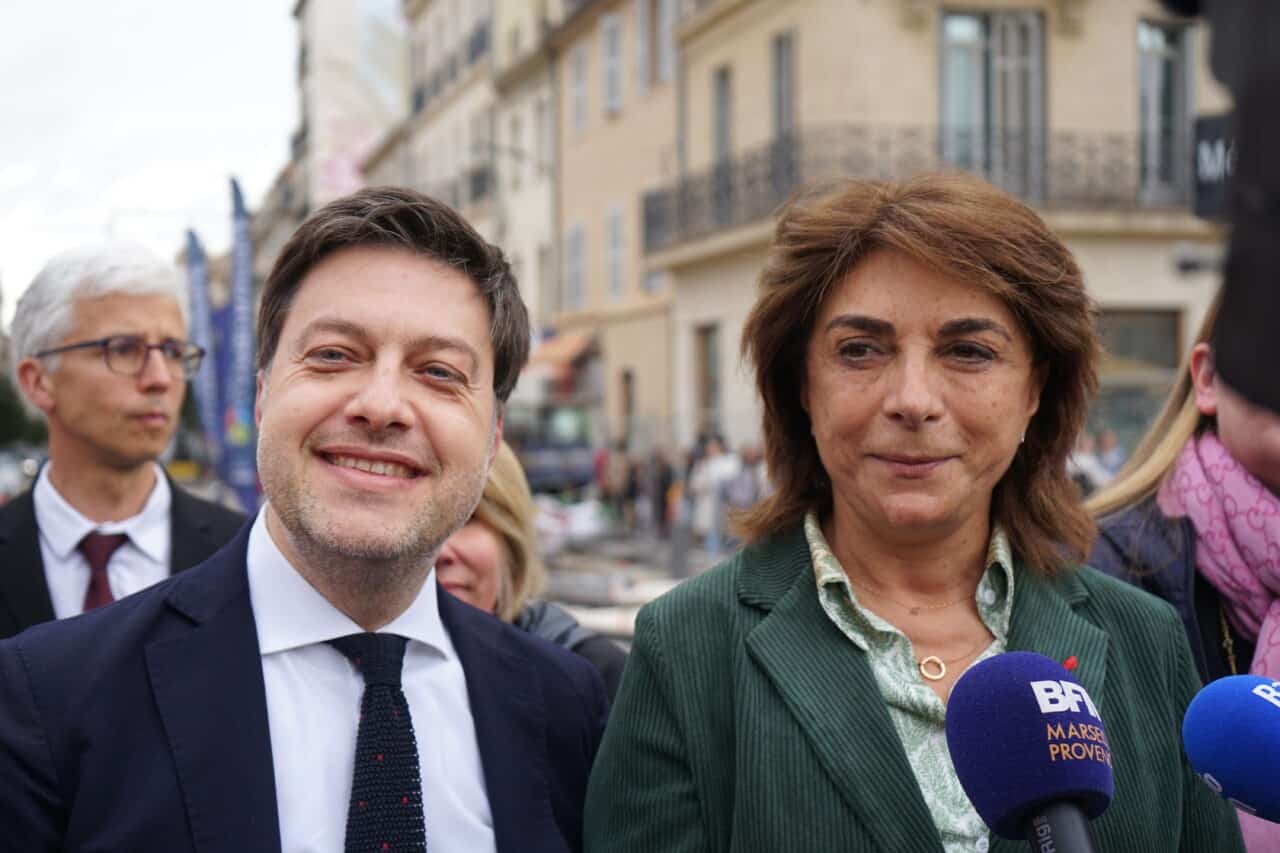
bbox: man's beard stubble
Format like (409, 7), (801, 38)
(257, 433), (490, 599)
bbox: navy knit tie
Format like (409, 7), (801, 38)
(328, 633), (426, 853)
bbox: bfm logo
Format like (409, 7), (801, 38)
(1251, 681), (1280, 710)
(1030, 680), (1100, 719)
(1193, 680), (1280, 815)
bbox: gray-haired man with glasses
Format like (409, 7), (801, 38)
(0, 242), (243, 639)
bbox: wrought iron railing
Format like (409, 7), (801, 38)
(642, 124), (1194, 254)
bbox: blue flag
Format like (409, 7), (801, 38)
(219, 178), (259, 513)
(184, 230), (223, 468)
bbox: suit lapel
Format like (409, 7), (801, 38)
(439, 588), (562, 852)
(144, 528), (282, 853)
(741, 534), (944, 853)
(1006, 568), (1109, 718)
(0, 490), (55, 633)
(167, 480), (219, 574)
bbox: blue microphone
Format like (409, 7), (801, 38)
(1184, 674), (1280, 822)
(946, 652), (1113, 852)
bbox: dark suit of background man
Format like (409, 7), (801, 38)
(0, 243), (243, 640)
(0, 188), (608, 853)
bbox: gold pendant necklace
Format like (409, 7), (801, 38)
(917, 634), (993, 682)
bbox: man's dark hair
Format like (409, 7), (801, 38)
(257, 186), (530, 402)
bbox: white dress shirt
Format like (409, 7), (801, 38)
(33, 462), (172, 619)
(246, 508), (496, 853)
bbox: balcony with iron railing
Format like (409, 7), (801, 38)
(642, 124), (1195, 254)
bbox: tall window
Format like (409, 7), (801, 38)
(657, 0), (677, 83)
(1093, 309), (1182, 452)
(607, 205), (625, 299)
(694, 323), (721, 435)
(535, 97), (550, 171)
(1139, 21), (1192, 202)
(712, 65), (734, 225)
(771, 31), (795, 138)
(713, 65), (733, 162)
(635, 0), (653, 95)
(571, 44), (589, 133)
(538, 243), (556, 319)
(941, 11), (1045, 198)
(601, 13), (624, 114)
(565, 224), (586, 310)
(508, 113), (523, 190)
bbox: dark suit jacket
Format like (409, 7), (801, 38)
(0, 523), (609, 852)
(0, 479), (245, 639)
(583, 527), (1244, 853)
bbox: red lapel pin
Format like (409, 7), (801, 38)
(1063, 655), (1079, 672)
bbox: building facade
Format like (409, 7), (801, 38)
(548, 0), (682, 451)
(641, 0), (1228, 453)
(254, 0), (406, 280)
(365, 0), (499, 239)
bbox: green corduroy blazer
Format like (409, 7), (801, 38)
(584, 526), (1244, 853)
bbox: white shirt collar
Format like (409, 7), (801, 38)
(33, 462), (172, 564)
(246, 506), (452, 659)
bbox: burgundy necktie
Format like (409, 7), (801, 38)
(79, 531), (128, 612)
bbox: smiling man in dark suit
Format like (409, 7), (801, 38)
(0, 188), (607, 853)
(0, 243), (244, 640)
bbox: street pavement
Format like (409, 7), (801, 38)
(545, 530), (724, 641)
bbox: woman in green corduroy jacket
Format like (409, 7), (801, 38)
(583, 173), (1244, 853)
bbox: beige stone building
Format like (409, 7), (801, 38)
(254, 0), (406, 280)
(492, 0), (565, 338)
(365, 0), (499, 240)
(548, 0), (682, 449)
(639, 0), (1229, 453)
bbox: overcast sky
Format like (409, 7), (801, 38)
(0, 1), (298, 326)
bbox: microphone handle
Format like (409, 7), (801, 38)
(1021, 801), (1098, 853)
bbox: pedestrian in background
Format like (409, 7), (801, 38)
(1097, 428), (1127, 475)
(687, 433), (739, 555)
(0, 243), (243, 640)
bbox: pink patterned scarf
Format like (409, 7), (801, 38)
(1158, 432), (1280, 675)
(1159, 433), (1280, 852)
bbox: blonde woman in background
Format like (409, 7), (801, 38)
(438, 441), (629, 700)
(1088, 291), (1280, 850)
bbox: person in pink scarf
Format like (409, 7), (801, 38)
(1089, 289), (1280, 850)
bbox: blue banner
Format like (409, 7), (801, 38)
(212, 302), (234, 447)
(219, 177), (259, 513)
(184, 230), (223, 468)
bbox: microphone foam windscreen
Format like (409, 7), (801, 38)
(945, 651), (1114, 840)
(1183, 674), (1280, 822)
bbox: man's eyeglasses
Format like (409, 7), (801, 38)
(33, 336), (206, 380)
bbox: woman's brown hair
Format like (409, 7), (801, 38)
(738, 172), (1100, 573)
